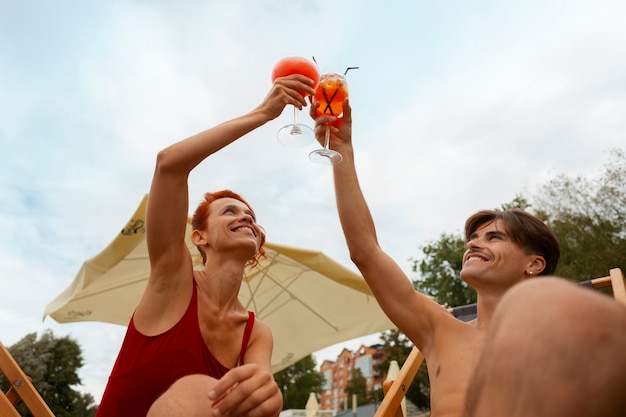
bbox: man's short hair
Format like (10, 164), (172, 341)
(464, 208), (560, 275)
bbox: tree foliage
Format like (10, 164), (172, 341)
(274, 354), (325, 410)
(373, 329), (430, 411)
(410, 233), (475, 307)
(0, 331), (97, 417)
(344, 367), (369, 406)
(532, 148), (626, 280)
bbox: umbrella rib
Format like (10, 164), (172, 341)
(266, 275), (340, 332)
(243, 252), (283, 313)
(244, 253), (340, 332)
(71, 272), (149, 301)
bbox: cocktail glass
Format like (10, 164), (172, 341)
(271, 56), (320, 147)
(309, 72), (348, 165)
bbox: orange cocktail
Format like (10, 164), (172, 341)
(314, 73), (348, 118)
(309, 73), (349, 165)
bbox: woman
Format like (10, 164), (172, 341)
(96, 73), (316, 417)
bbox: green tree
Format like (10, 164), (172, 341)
(532, 148), (626, 280)
(501, 194), (531, 211)
(0, 331), (97, 417)
(410, 233), (475, 307)
(345, 367), (368, 406)
(373, 330), (412, 380)
(274, 354), (325, 410)
(374, 329), (430, 411)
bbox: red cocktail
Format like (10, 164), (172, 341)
(272, 57), (320, 147)
(272, 57), (320, 95)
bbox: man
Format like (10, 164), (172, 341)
(310, 99), (626, 417)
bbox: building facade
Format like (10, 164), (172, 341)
(318, 344), (386, 412)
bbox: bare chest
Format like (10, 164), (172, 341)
(425, 328), (486, 416)
(196, 303), (249, 368)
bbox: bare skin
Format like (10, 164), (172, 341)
(311, 100), (545, 417)
(464, 277), (626, 417)
(129, 74), (317, 417)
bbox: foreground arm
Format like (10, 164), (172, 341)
(311, 100), (445, 350)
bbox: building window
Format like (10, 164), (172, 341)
(355, 355), (373, 378)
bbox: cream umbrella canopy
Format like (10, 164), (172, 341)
(44, 195), (395, 372)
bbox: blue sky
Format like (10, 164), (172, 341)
(2, 0), (625, 404)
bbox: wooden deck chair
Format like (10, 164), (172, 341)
(0, 341), (55, 417)
(375, 267), (626, 417)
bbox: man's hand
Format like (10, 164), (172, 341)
(310, 98), (352, 152)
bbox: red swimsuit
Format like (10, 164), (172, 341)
(96, 281), (255, 417)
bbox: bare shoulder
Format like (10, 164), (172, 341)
(243, 315), (274, 370)
(399, 293), (460, 351)
(250, 316), (273, 344)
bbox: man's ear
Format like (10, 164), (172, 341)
(528, 255), (547, 276)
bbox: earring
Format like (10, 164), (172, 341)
(528, 271), (533, 277)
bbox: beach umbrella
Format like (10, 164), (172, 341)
(44, 195), (395, 372)
(306, 392), (319, 417)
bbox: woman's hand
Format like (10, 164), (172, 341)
(257, 74), (316, 121)
(209, 363), (282, 417)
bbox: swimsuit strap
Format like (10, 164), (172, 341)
(238, 311), (255, 366)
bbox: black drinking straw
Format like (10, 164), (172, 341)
(311, 56), (358, 75)
(322, 88), (339, 115)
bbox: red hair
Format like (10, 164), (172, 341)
(191, 190), (266, 268)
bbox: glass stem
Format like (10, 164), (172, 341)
(324, 125), (331, 150)
(293, 105), (298, 125)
